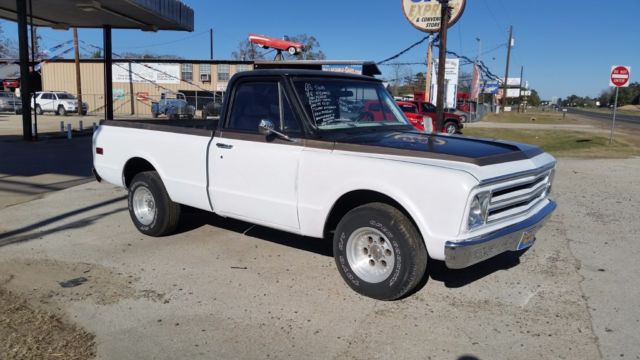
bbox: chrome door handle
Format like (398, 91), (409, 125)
(216, 143), (233, 149)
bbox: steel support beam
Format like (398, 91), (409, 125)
(103, 25), (113, 120)
(16, 0), (32, 140)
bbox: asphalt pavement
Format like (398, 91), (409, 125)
(567, 108), (640, 125)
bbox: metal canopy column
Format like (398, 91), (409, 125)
(103, 25), (113, 120)
(16, 0), (32, 140)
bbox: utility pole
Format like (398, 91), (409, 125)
(518, 65), (524, 112)
(425, 36), (433, 103)
(209, 28), (213, 60)
(435, 0), (451, 132)
(72, 28), (83, 116)
(501, 25), (513, 112)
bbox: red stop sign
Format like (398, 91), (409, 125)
(610, 66), (630, 87)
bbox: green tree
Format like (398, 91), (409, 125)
(528, 89), (541, 107)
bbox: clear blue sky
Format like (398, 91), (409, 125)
(1, 0), (638, 99)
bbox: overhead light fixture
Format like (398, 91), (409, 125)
(51, 23), (70, 30)
(76, 1), (102, 12)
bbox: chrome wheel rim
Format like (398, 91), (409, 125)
(132, 186), (156, 225)
(445, 124), (456, 134)
(346, 227), (395, 283)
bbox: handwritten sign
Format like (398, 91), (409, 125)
(304, 83), (337, 124)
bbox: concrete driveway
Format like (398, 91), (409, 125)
(1, 156), (639, 359)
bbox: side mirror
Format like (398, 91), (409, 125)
(258, 119), (275, 135)
(258, 119), (294, 142)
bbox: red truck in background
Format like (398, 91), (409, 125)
(360, 100), (433, 132)
(408, 100), (463, 134)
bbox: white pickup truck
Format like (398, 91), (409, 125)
(93, 69), (556, 300)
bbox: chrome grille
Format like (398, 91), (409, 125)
(486, 168), (553, 223)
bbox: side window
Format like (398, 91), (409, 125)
(280, 87), (301, 133)
(227, 82), (280, 132)
(226, 81), (301, 134)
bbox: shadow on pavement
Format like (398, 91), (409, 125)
(0, 135), (93, 178)
(0, 196), (127, 247)
(177, 206), (333, 257)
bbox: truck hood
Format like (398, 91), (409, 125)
(320, 129), (555, 182)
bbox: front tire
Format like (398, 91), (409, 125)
(58, 105), (67, 116)
(287, 46), (297, 55)
(128, 171), (180, 237)
(443, 121), (458, 134)
(35, 105), (43, 115)
(333, 203), (427, 300)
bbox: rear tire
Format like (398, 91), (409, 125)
(333, 202), (427, 300)
(128, 171), (180, 237)
(287, 46), (297, 55)
(35, 105), (43, 115)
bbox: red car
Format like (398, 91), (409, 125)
(408, 101), (463, 134)
(248, 34), (304, 55)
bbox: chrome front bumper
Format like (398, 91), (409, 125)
(444, 200), (556, 269)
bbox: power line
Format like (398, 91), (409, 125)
(377, 36), (431, 65)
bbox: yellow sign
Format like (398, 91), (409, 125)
(401, 0), (466, 33)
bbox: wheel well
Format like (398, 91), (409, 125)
(323, 190), (414, 239)
(123, 157), (156, 188)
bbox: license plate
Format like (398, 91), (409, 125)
(517, 228), (537, 250)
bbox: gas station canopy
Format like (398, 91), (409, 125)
(3, 0), (194, 141)
(0, 0), (193, 31)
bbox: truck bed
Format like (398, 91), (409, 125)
(101, 118), (219, 137)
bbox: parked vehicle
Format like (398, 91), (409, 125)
(93, 69), (556, 300)
(409, 100), (464, 134)
(396, 101), (433, 132)
(0, 91), (22, 114)
(444, 107), (468, 123)
(32, 91), (88, 115)
(151, 91), (195, 120)
(248, 33), (304, 55)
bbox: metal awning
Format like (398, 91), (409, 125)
(5, 0), (194, 141)
(0, 0), (193, 31)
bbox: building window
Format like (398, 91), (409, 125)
(218, 64), (230, 81)
(236, 64), (251, 73)
(199, 64), (211, 82)
(181, 63), (193, 81)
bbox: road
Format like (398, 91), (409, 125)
(1, 157), (640, 359)
(567, 108), (640, 125)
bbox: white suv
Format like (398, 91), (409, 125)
(32, 91), (88, 115)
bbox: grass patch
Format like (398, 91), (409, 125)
(484, 111), (581, 124)
(461, 128), (640, 158)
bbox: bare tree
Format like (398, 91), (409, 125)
(285, 34), (326, 60)
(231, 40), (265, 61)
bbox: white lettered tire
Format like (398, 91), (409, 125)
(333, 202), (428, 300)
(128, 171), (180, 236)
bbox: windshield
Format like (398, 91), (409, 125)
(56, 93), (76, 100)
(293, 78), (411, 130)
(399, 104), (418, 113)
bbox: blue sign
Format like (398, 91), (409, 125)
(322, 64), (363, 75)
(482, 81), (500, 94)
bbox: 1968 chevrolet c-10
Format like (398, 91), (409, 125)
(93, 69), (556, 300)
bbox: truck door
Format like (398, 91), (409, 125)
(210, 79), (303, 231)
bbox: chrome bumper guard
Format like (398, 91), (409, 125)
(444, 200), (556, 269)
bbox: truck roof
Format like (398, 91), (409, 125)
(231, 69), (381, 83)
